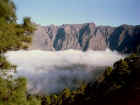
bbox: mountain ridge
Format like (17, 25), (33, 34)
(30, 23), (140, 53)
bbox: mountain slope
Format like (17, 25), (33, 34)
(30, 23), (140, 53)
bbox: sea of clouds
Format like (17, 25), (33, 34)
(5, 49), (125, 94)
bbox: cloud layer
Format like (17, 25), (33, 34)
(5, 49), (125, 94)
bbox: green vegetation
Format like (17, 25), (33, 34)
(36, 54), (138, 105)
(0, 0), (36, 105)
(0, 0), (35, 53)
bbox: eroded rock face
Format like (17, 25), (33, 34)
(30, 23), (140, 53)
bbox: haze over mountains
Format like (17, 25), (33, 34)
(30, 23), (140, 53)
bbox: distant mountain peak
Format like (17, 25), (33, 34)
(30, 23), (140, 53)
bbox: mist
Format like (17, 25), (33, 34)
(5, 49), (125, 94)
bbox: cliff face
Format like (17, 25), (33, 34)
(30, 23), (140, 53)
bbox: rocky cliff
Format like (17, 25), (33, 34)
(30, 23), (140, 53)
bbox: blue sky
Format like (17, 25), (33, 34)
(13, 0), (140, 26)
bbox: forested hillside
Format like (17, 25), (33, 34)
(30, 54), (138, 105)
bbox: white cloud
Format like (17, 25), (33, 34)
(5, 49), (125, 94)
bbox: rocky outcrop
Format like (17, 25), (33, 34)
(30, 23), (140, 53)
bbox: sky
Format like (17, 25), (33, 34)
(13, 0), (140, 26)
